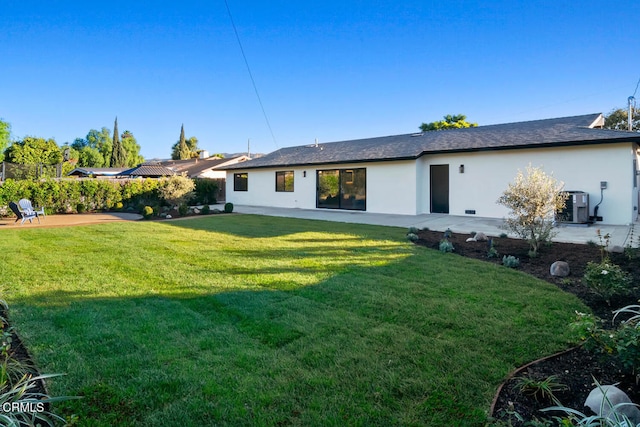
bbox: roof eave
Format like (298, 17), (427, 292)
(223, 155), (419, 171)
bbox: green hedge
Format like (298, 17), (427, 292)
(0, 178), (163, 215)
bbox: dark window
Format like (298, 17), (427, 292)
(276, 171), (294, 192)
(234, 173), (248, 191)
(316, 168), (366, 210)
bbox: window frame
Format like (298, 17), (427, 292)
(234, 173), (248, 192)
(275, 170), (295, 192)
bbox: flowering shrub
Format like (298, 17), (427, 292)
(572, 308), (640, 375)
(583, 260), (631, 303)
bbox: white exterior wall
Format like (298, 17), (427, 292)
(418, 142), (637, 225)
(226, 142), (639, 225)
(198, 170), (226, 179)
(226, 160), (418, 215)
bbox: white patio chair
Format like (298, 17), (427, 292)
(18, 199), (45, 218)
(9, 201), (39, 224)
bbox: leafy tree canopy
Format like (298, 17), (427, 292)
(171, 136), (200, 160)
(419, 114), (478, 132)
(604, 107), (640, 131)
(121, 130), (144, 166)
(4, 136), (62, 165)
(72, 127), (113, 167)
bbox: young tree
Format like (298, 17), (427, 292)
(419, 114), (477, 132)
(171, 134), (200, 160)
(176, 124), (190, 160)
(110, 117), (127, 167)
(121, 130), (144, 166)
(86, 127), (113, 166)
(497, 165), (568, 257)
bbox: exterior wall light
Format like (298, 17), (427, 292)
(459, 165), (464, 173)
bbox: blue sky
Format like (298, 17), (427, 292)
(2, 1), (639, 160)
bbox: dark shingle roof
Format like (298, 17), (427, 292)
(225, 114), (640, 170)
(121, 164), (176, 177)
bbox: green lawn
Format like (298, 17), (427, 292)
(0, 214), (587, 426)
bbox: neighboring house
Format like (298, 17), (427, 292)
(67, 167), (129, 178)
(161, 155), (250, 179)
(68, 164), (175, 178)
(160, 156), (250, 202)
(224, 113), (640, 225)
(120, 163), (176, 178)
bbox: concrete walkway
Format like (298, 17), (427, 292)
(1, 205), (634, 248)
(231, 205), (636, 248)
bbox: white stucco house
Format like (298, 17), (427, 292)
(224, 114), (640, 225)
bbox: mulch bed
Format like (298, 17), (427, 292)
(415, 229), (640, 424)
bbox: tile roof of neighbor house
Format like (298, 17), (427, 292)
(224, 113), (640, 170)
(121, 164), (176, 177)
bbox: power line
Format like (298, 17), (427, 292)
(224, 0), (279, 149)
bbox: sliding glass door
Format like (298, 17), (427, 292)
(316, 168), (366, 210)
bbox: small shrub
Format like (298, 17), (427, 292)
(496, 165), (567, 256)
(583, 260), (631, 303)
(224, 202), (234, 213)
(499, 232), (508, 238)
(115, 201), (124, 211)
(573, 308), (640, 374)
(502, 255), (520, 268)
(201, 205), (211, 215)
(406, 233), (419, 242)
(178, 203), (189, 216)
(142, 206), (154, 219)
(76, 203), (86, 213)
(487, 238), (499, 258)
(407, 226), (419, 234)
(439, 239), (454, 253)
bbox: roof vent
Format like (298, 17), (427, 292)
(411, 133), (424, 137)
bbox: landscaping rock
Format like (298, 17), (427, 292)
(212, 209), (222, 214)
(584, 385), (640, 424)
(466, 237), (477, 242)
(193, 208), (200, 214)
(608, 245), (625, 254)
(474, 232), (488, 241)
(166, 214), (172, 219)
(550, 261), (570, 277)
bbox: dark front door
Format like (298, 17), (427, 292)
(430, 164), (449, 214)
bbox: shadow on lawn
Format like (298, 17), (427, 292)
(4, 217), (592, 426)
(159, 213), (404, 240)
